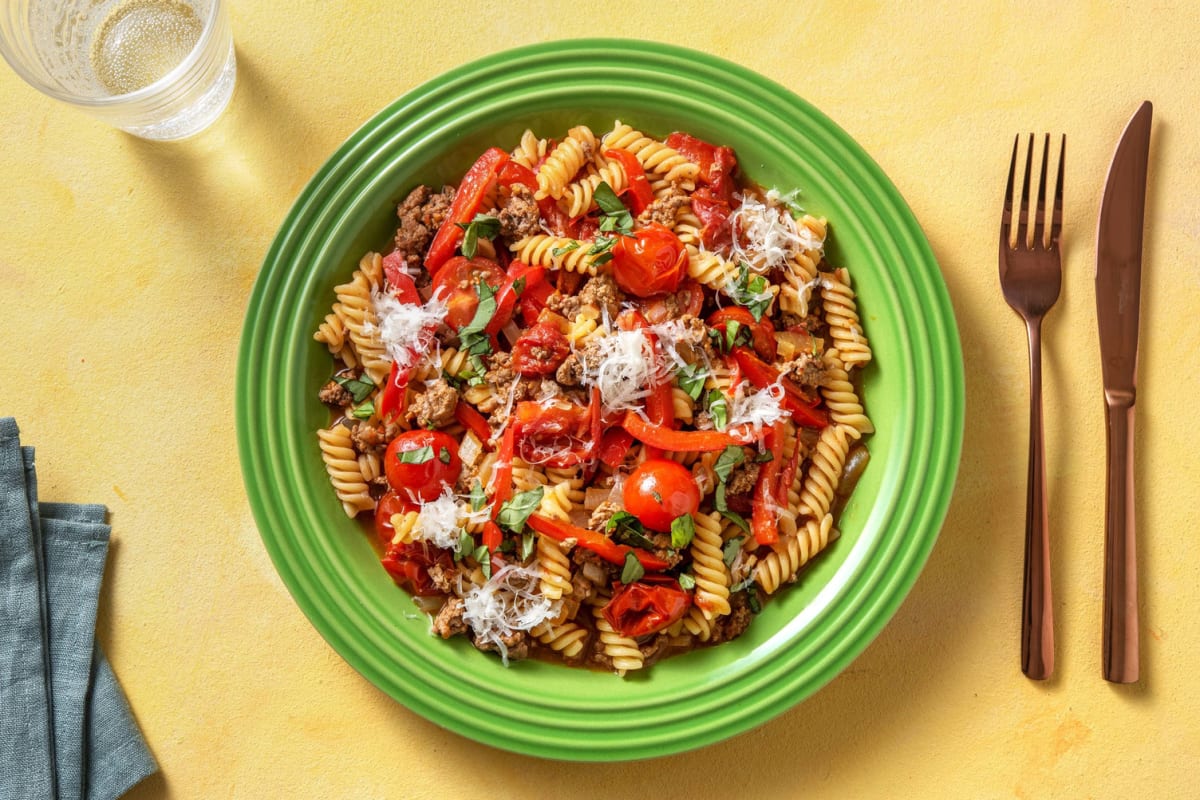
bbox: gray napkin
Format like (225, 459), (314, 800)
(0, 418), (157, 800)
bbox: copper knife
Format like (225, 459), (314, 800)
(1096, 100), (1152, 684)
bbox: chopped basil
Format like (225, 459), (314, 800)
(620, 551), (645, 584)
(715, 484), (750, 534)
(520, 531), (537, 561)
(722, 534), (744, 567)
(497, 538), (516, 554)
(438, 446), (452, 465)
(729, 576), (755, 594)
(458, 280), (499, 353)
(350, 399), (375, 420)
(670, 514), (696, 549)
(713, 445), (745, 483)
(511, 276), (526, 297)
(497, 486), (544, 534)
(333, 374), (375, 403)
(705, 389), (729, 431)
(678, 572), (696, 591)
(454, 529), (474, 561)
(473, 544), (492, 579)
(441, 370), (465, 390)
(586, 236), (616, 256)
(455, 213), (500, 259)
(728, 262), (773, 321)
(606, 512), (657, 550)
(593, 182), (633, 235)
(551, 241), (581, 257)
(397, 445), (434, 465)
(748, 592), (762, 614)
(469, 480), (487, 512)
(753, 450), (775, 463)
(677, 363), (708, 401)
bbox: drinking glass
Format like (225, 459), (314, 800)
(0, 0), (236, 140)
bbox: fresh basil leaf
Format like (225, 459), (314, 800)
(724, 319), (742, 351)
(497, 538), (516, 554)
(706, 389), (728, 431)
(754, 450), (774, 463)
(397, 445), (434, 465)
(455, 214), (501, 259)
(748, 591), (762, 614)
(722, 534), (744, 567)
(586, 236), (616, 256)
(728, 261), (774, 321)
(715, 484), (750, 534)
(729, 576), (755, 594)
(458, 280), (498, 367)
(670, 514), (696, 549)
(333, 374), (375, 403)
(677, 363), (708, 401)
(511, 276), (526, 297)
(606, 512), (657, 550)
(438, 446), (452, 465)
(593, 181), (627, 217)
(520, 531), (536, 561)
(473, 544), (492, 579)
(469, 480), (487, 511)
(551, 241), (581, 257)
(455, 529), (473, 560)
(620, 551), (645, 584)
(713, 445), (745, 483)
(350, 399), (375, 420)
(497, 486), (544, 534)
(678, 572), (696, 591)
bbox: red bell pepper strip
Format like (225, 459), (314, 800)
(526, 513), (671, 571)
(707, 307), (777, 362)
(731, 347), (829, 430)
(603, 148), (654, 214)
(596, 427), (635, 468)
(752, 421), (786, 546)
(482, 424), (518, 552)
(620, 411), (754, 452)
(378, 361), (411, 422)
(453, 401), (492, 446)
(426, 147), (510, 278)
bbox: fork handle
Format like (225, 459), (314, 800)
(1103, 394), (1139, 683)
(1021, 318), (1054, 680)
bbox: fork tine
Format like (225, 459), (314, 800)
(1033, 134), (1049, 247)
(1016, 133), (1033, 247)
(1051, 135), (1065, 245)
(1002, 134), (1018, 240)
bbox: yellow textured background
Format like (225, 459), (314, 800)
(3, 2), (1198, 797)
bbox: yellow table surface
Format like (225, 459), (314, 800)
(3, 2), (1198, 797)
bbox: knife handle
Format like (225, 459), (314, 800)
(1021, 319), (1053, 680)
(1103, 394), (1139, 683)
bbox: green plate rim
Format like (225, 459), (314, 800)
(236, 38), (964, 761)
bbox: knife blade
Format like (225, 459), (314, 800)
(1096, 100), (1152, 684)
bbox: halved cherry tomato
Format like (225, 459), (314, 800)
(426, 147), (510, 276)
(707, 307), (777, 361)
(637, 280), (705, 325)
(381, 251), (421, 304)
(431, 256), (513, 332)
(603, 148), (654, 213)
(512, 399), (592, 467)
(380, 541), (452, 597)
(603, 575), (693, 638)
(611, 224), (687, 298)
(511, 321), (570, 376)
(622, 458), (701, 533)
(374, 491), (417, 547)
(526, 514), (670, 571)
(690, 186), (733, 250)
(506, 261), (554, 326)
(731, 347), (829, 429)
(665, 132), (738, 203)
(384, 430), (462, 502)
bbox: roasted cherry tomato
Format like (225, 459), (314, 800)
(381, 251), (421, 304)
(690, 186), (733, 250)
(603, 575), (693, 637)
(637, 281), (705, 325)
(431, 256), (513, 332)
(611, 224), (687, 298)
(511, 321), (571, 376)
(664, 132), (738, 203)
(380, 541), (452, 597)
(506, 261), (554, 326)
(374, 491), (417, 546)
(622, 458), (702, 533)
(512, 400), (592, 468)
(707, 306), (777, 361)
(384, 430), (462, 502)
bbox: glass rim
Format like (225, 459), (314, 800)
(0, 0), (227, 109)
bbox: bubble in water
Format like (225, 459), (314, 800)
(91, 0), (203, 96)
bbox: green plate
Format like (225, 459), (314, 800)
(237, 39), (963, 761)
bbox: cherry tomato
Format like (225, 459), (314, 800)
(603, 575), (693, 637)
(431, 256), (513, 332)
(381, 251), (421, 304)
(511, 321), (571, 376)
(506, 261), (554, 326)
(374, 491), (417, 546)
(611, 224), (687, 298)
(380, 541), (453, 597)
(707, 306), (777, 361)
(512, 400), (592, 468)
(638, 281), (705, 325)
(622, 458), (701, 533)
(384, 430), (462, 502)
(690, 187), (733, 250)
(664, 132), (739, 203)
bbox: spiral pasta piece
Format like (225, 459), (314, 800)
(754, 513), (834, 595)
(685, 245), (740, 290)
(388, 510), (420, 545)
(670, 385), (695, 424)
(511, 457), (548, 492)
(463, 383), (504, 414)
(602, 121), (699, 187)
(314, 303), (357, 367)
(334, 252), (390, 385)
(797, 423), (860, 522)
(536, 535), (573, 601)
(559, 156), (628, 218)
(544, 466), (585, 507)
(411, 347), (474, 384)
(673, 202), (704, 248)
(690, 512), (731, 620)
(535, 125), (596, 200)
(317, 424), (374, 517)
(565, 306), (605, 348)
(778, 248), (823, 317)
(592, 602), (645, 676)
(680, 605), (714, 642)
(820, 350), (874, 435)
(510, 235), (610, 277)
(821, 267), (872, 369)
(512, 128), (550, 170)
(530, 620), (589, 660)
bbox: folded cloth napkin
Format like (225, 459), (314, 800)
(0, 418), (157, 800)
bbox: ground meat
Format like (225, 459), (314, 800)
(587, 500), (622, 531)
(431, 597), (467, 639)
(783, 352), (827, 390)
(545, 291), (582, 321)
(670, 313), (715, 362)
(555, 353), (583, 387)
(570, 571), (596, 606)
(475, 630), (529, 661)
(351, 418), (399, 454)
(575, 340), (605, 376)
(409, 379), (459, 429)
(318, 380), (353, 407)
(426, 564), (457, 595)
(496, 184), (541, 240)
(637, 191), (688, 228)
(577, 273), (623, 320)
(484, 351), (517, 389)
(726, 461), (761, 495)
(709, 592), (755, 644)
(537, 379), (564, 401)
(649, 533), (684, 568)
(394, 185), (455, 266)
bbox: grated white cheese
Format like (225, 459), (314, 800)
(728, 191), (825, 273)
(578, 328), (663, 413)
(461, 563), (559, 665)
(726, 381), (788, 434)
(366, 289), (448, 370)
(647, 318), (707, 374)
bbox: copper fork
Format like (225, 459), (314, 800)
(999, 133), (1064, 680)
